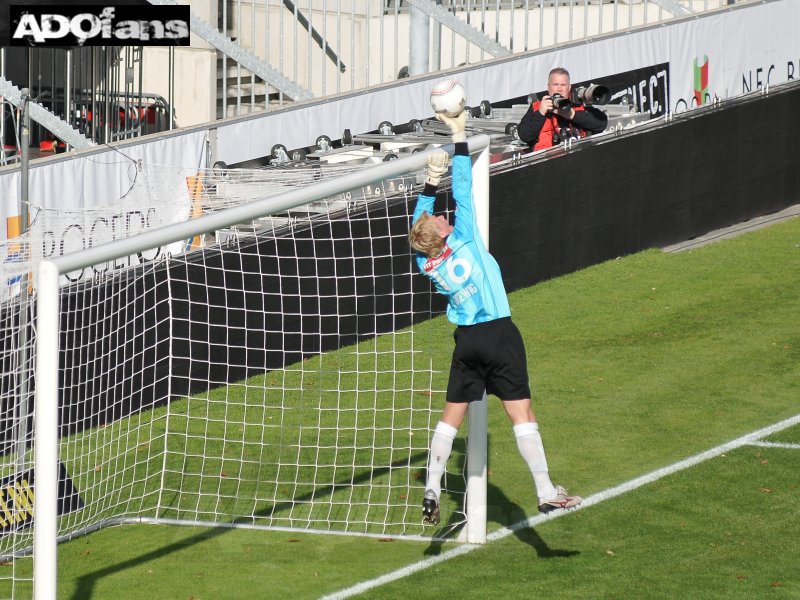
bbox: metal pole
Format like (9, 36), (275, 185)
(103, 48), (111, 144)
(0, 48), (5, 163)
(168, 47), (174, 130)
(19, 89), (29, 225)
(464, 144), (490, 545)
(90, 48), (96, 142)
(16, 90), (32, 478)
(33, 260), (60, 600)
(409, 5), (429, 76)
(432, 0), (442, 72)
(65, 50), (72, 151)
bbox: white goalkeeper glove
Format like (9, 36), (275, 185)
(425, 151), (449, 187)
(436, 111), (467, 143)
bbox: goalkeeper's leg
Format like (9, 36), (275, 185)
(423, 421), (456, 524)
(423, 403), (468, 525)
(505, 400), (583, 513)
(512, 419), (557, 502)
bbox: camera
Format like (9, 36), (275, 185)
(552, 126), (579, 146)
(570, 84), (610, 105)
(549, 93), (573, 111)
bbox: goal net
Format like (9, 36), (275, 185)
(1, 137), (490, 597)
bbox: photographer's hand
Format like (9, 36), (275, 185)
(556, 106), (576, 120)
(539, 96), (553, 116)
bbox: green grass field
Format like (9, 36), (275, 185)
(7, 214), (800, 599)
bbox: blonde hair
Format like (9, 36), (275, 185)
(409, 212), (446, 258)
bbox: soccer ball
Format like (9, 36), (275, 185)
(430, 80), (466, 118)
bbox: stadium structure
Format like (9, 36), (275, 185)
(0, 1), (798, 598)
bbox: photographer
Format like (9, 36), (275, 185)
(517, 67), (608, 151)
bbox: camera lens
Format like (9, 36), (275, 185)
(571, 84), (611, 105)
(550, 94), (571, 110)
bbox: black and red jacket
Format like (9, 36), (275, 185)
(517, 101), (607, 151)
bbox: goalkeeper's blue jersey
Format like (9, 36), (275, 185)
(412, 152), (511, 326)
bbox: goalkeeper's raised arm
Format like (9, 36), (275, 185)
(408, 82), (583, 528)
(408, 110), (508, 328)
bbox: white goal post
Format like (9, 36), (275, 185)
(29, 135), (490, 600)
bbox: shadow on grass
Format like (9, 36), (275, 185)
(69, 450), (428, 600)
(69, 526), (221, 600)
(488, 481), (580, 558)
(424, 433), (579, 559)
(424, 481), (580, 559)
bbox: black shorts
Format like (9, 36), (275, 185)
(446, 317), (531, 403)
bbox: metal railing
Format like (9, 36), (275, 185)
(212, 0), (747, 116)
(0, 46), (175, 152)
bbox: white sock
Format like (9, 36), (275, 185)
(426, 421), (458, 499)
(513, 422), (557, 503)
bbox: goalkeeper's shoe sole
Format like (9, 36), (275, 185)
(538, 485), (583, 514)
(422, 490), (440, 525)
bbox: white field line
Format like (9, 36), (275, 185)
(320, 412), (800, 600)
(747, 440), (800, 449)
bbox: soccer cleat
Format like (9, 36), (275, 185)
(422, 489), (440, 525)
(538, 485), (583, 514)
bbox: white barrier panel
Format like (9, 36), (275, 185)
(0, 130), (207, 280)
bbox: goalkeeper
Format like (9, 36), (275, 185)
(408, 110), (582, 525)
